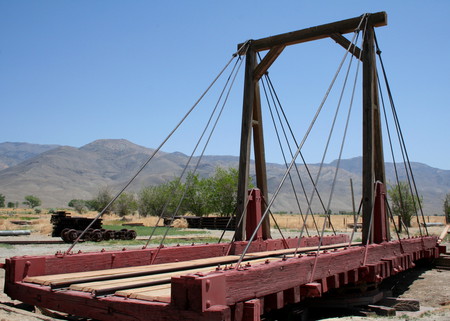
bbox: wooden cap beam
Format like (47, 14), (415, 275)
(237, 12), (387, 53)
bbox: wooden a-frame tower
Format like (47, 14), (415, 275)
(235, 12), (390, 244)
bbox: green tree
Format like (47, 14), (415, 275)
(138, 183), (174, 217)
(85, 199), (99, 211)
(114, 193), (138, 217)
(444, 193), (450, 224)
(68, 199), (87, 214)
(206, 167), (240, 216)
(182, 173), (210, 216)
(23, 195), (41, 209)
(0, 193), (5, 208)
(388, 182), (421, 230)
(137, 167), (250, 218)
(7, 202), (15, 208)
(91, 187), (114, 213)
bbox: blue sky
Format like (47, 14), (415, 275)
(1, 1), (449, 170)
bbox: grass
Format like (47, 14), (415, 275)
(102, 225), (209, 236)
(0, 243), (13, 249)
(18, 216), (40, 220)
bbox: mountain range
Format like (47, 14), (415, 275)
(0, 139), (448, 214)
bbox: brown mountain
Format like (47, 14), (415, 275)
(0, 142), (60, 170)
(0, 139), (448, 214)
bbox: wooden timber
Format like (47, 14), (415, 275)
(3, 237), (443, 321)
(24, 242), (355, 289)
(237, 12), (387, 52)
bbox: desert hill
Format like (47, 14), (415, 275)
(0, 140), (448, 214)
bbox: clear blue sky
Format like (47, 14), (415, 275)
(1, 1), (449, 170)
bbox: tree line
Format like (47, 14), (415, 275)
(1, 178), (449, 225)
(68, 167), (243, 217)
(0, 194), (41, 209)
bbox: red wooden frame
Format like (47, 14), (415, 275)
(3, 237), (444, 321)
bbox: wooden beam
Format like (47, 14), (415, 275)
(236, 49), (257, 241)
(362, 26), (376, 245)
(251, 83), (271, 239)
(237, 12), (387, 52)
(329, 33), (362, 60)
(253, 46), (285, 80)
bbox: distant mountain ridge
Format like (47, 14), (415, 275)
(0, 140), (448, 214)
(0, 142), (60, 170)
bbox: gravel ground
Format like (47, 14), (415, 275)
(1, 230), (449, 321)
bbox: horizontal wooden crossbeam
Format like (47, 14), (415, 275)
(237, 12), (387, 53)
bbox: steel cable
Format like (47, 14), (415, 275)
(236, 17), (365, 268)
(66, 42), (249, 254)
(149, 55), (246, 262)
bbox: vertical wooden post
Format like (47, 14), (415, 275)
(252, 81), (271, 239)
(236, 47), (256, 241)
(362, 26), (375, 245)
(362, 25), (388, 244)
(246, 189), (263, 240)
(372, 59), (390, 241)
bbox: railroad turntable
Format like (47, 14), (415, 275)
(1, 12), (446, 321)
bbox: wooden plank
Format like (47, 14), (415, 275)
(237, 12), (387, 52)
(115, 284), (171, 297)
(25, 242), (359, 289)
(116, 284), (172, 302)
(69, 266), (215, 293)
(367, 305), (396, 316)
(24, 255), (240, 286)
(131, 287), (171, 303)
(71, 257), (279, 295)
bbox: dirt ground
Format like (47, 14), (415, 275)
(0, 232), (449, 321)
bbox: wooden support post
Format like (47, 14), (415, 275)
(246, 189), (263, 241)
(362, 26), (376, 245)
(236, 46), (271, 240)
(236, 48), (256, 241)
(243, 299), (261, 321)
(252, 81), (271, 239)
(362, 24), (388, 244)
(373, 183), (388, 243)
